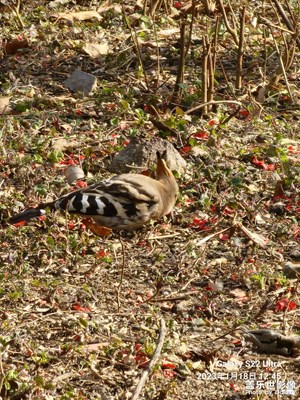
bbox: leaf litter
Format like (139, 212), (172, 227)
(0, 1), (300, 399)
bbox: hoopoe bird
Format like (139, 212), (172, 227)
(8, 151), (178, 230)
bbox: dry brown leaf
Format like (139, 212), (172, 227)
(53, 11), (102, 23)
(83, 42), (109, 58)
(52, 138), (77, 151)
(256, 86), (267, 102)
(5, 37), (29, 54)
(207, 279), (224, 291)
(137, 38), (164, 48)
(97, 1), (122, 14)
(83, 342), (110, 352)
(238, 223), (269, 247)
(158, 28), (180, 38)
(230, 288), (247, 299)
(52, 95), (77, 104)
(81, 219), (112, 236)
(72, 11), (102, 21)
(0, 97), (12, 114)
(89, 224), (112, 237)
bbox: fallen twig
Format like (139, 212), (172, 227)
(0, 352), (5, 396)
(131, 318), (166, 400)
(147, 232), (182, 240)
(116, 233), (126, 311)
(186, 100), (242, 115)
(147, 291), (198, 302)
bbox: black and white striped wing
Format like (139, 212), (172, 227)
(52, 174), (162, 229)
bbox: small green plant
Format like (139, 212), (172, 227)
(47, 149), (64, 163)
(250, 273), (266, 290)
(32, 351), (51, 366)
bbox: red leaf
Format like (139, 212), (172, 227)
(293, 227), (300, 240)
(97, 248), (109, 258)
(287, 145), (300, 154)
(252, 156), (265, 167)
(222, 206), (235, 215)
(135, 355), (149, 368)
(72, 304), (91, 312)
(274, 298), (297, 313)
(135, 343), (142, 352)
(13, 220), (26, 227)
(252, 156), (276, 171)
(60, 154), (85, 166)
(75, 180), (88, 188)
(189, 217), (209, 230)
(163, 369), (175, 378)
(210, 205), (219, 213)
(181, 146), (191, 154)
(208, 118), (219, 126)
(189, 216), (218, 231)
(237, 109), (250, 120)
(219, 233), (229, 241)
(174, 1), (182, 8)
(265, 164), (276, 171)
(194, 131), (209, 140)
(162, 361), (176, 369)
(60, 158), (78, 166)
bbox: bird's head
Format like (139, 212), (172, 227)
(156, 150), (178, 215)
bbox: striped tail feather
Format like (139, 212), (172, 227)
(8, 208), (46, 224)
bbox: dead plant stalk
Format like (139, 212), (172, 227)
(215, 0), (239, 45)
(235, 7), (246, 90)
(171, 22), (186, 103)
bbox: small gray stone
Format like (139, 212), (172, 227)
(108, 137), (186, 174)
(64, 70), (97, 95)
(190, 146), (209, 158)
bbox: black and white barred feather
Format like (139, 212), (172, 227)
(8, 151), (178, 230)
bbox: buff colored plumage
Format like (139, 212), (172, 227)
(9, 151), (178, 229)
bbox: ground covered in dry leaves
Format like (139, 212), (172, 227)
(1, 1), (300, 399)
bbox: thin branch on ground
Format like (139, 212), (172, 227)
(186, 100), (242, 115)
(0, 352), (5, 395)
(116, 233), (126, 311)
(131, 318), (166, 400)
